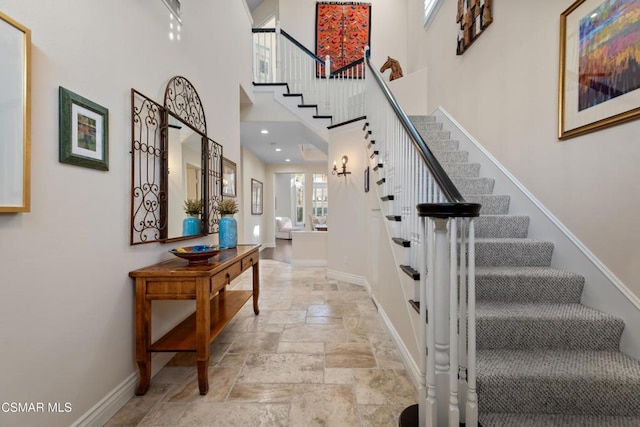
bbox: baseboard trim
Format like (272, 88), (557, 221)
(71, 353), (175, 427)
(326, 269), (366, 286)
(291, 259), (327, 267)
(373, 294), (421, 388)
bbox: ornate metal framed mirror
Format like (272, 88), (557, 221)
(130, 77), (222, 245)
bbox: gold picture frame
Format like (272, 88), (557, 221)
(559, 0), (640, 139)
(0, 12), (31, 212)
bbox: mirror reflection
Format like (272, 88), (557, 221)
(0, 12), (30, 212)
(166, 113), (204, 239)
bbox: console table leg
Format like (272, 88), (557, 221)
(135, 357), (151, 395)
(196, 277), (210, 395)
(252, 260), (260, 315)
(197, 360), (209, 395)
(135, 280), (151, 395)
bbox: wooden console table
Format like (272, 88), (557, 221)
(129, 244), (260, 395)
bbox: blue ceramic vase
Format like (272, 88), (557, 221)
(182, 216), (201, 236)
(219, 215), (237, 248)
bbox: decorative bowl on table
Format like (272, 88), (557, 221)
(169, 245), (220, 265)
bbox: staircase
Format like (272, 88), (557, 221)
(250, 24), (640, 425)
(409, 115), (640, 426)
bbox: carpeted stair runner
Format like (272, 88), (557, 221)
(407, 115), (640, 426)
(479, 413), (640, 427)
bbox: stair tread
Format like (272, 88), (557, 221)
(475, 239), (554, 266)
(477, 301), (623, 323)
(473, 215), (530, 237)
(475, 266), (585, 303)
(475, 265), (583, 278)
(477, 301), (624, 350)
(476, 237), (553, 244)
(464, 194), (511, 214)
(478, 350), (640, 415)
(480, 413), (640, 427)
(476, 214), (528, 219)
(478, 349), (640, 379)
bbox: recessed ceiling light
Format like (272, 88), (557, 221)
(275, 148), (282, 152)
(261, 129), (269, 134)
(285, 158), (291, 162)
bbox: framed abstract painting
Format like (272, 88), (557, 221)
(559, 0), (640, 139)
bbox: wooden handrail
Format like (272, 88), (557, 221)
(364, 50), (467, 205)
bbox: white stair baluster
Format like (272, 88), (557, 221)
(466, 218), (478, 426)
(449, 218), (460, 426)
(426, 217), (437, 426)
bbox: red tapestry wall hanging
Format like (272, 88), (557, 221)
(316, 2), (371, 73)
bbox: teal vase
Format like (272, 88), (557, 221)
(219, 215), (237, 249)
(183, 215), (201, 236)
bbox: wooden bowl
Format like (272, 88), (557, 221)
(169, 245), (220, 265)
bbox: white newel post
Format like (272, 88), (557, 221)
(433, 218), (451, 427)
(425, 217), (437, 426)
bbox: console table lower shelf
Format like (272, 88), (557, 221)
(150, 290), (252, 352)
(130, 244), (260, 396)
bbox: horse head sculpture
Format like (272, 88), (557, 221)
(380, 56), (403, 81)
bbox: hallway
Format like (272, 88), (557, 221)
(259, 239), (292, 264)
(105, 260), (417, 426)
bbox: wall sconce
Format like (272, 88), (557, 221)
(332, 155), (351, 178)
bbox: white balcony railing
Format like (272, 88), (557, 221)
(252, 26), (365, 125)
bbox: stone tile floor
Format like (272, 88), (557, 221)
(105, 260), (417, 426)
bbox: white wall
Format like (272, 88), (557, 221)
(326, 123), (371, 280)
(278, 0), (408, 72)
(274, 173), (293, 218)
(405, 0), (640, 298)
(0, 1), (252, 426)
(240, 146), (268, 247)
(388, 67), (428, 116)
(252, 0), (278, 27)
(292, 230), (328, 266)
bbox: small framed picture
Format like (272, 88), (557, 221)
(251, 178), (263, 215)
(222, 157), (237, 197)
(59, 87), (109, 171)
(364, 166), (370, 192)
